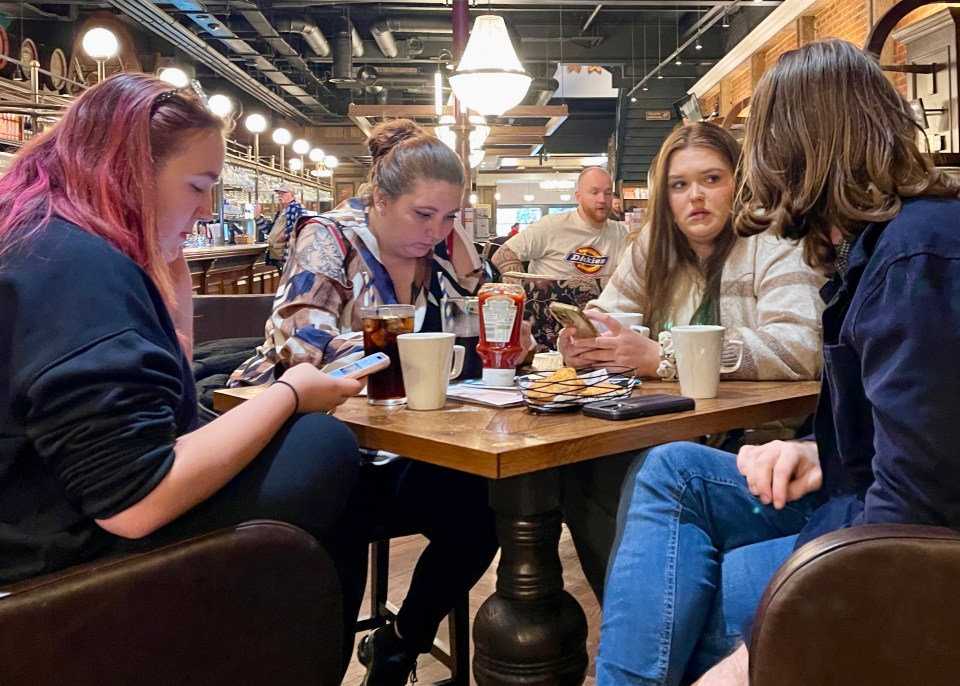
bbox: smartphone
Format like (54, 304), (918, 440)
(549, 302), (600, 339)
(327, 352), (391, 380)
(582, 393), (695, 420)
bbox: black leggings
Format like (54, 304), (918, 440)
(333, 459), (500, 654)
(107, 413), (362, 548)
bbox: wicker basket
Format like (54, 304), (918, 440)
(518, 367), (640, 414)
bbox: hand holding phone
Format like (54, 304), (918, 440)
(327, 352), (391, 380)
(582, 393), (695, 420)
(549, 302), (600, 339)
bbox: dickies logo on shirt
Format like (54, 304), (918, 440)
(565, 245), (609, 275)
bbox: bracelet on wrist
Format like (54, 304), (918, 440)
(274, 379), (300, 414)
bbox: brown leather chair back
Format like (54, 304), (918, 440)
(750, 524), (960, 686)
(0, 520), (343, 686)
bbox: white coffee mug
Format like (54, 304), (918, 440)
(670, 325), (744, 399)
(604, 312), (651, 338)
(397, 333), (465, 410)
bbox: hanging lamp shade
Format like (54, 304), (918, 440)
(449, 15), (531, 116)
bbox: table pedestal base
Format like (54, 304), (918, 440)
(473, 471), (588, 686)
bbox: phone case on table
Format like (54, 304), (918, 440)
(582, 393), (695, 420)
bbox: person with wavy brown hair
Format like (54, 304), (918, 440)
(557, 123), (824, 604)
(598, 39), (960, 686)
(562, 122), (824, 380)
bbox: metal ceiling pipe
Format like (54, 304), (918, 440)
(331, 16), (354, 82)
(370, 17), (452, 59)
(274, 16), (331, 57)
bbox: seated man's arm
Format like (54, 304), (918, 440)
(492, 244), (525, 274)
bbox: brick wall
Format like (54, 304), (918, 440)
(711, 0), (952, 104)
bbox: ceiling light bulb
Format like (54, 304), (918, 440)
(244, 113), (267, 133)
(523, 193), (535, 202)
(675, 56), (682, 66)
(292, 139), (310, 155)
(560, 193), (571, 201)
(288, 158), (302, 171)
(469, 192), (478, 204)
(159, 67), (189, 88)
(207, 94), (233, 116)
(272, 128), (291, 145)
(494, 191), (501, 201)
(82, 27), (118, 60)
(631, 96), (637, 103)
(309, 148), (325, 162)
(318, 168), (333, 178)
(722, 13), (731, 28)
(323, 156), (339, 169)
(695, 39), (702, 50)
(642, 84), (649, 91)
(657, 72), (664, 80)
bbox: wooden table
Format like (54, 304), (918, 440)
(215, 380), (820, 685)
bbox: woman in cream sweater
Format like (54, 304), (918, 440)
(560, 122), (825, 380)
(556, 123), (826, 602)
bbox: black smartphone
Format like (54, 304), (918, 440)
(582, 393), (695, 420)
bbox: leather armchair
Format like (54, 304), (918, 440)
(193, 294), (275, 344)
(750, 524), (960, 686)
(0, 520), (344, 686)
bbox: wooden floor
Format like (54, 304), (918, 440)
(342, 524), (601, 686)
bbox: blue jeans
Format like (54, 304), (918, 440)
(596, 442), (815, 686)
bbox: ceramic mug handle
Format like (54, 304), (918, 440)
(720, 339), (744, 374)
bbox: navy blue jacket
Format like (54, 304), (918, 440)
(797, 197), (960, 545)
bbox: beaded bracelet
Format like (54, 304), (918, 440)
(275, 380), (300, 414)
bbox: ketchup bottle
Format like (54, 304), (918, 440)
(476, 283), (526, 386)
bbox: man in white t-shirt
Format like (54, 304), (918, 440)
(492, 167), (628, 278)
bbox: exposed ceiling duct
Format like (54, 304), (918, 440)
(330, 16), (355, 83)
(273, 16), (331, 57)
(273, 14), (364, 58)
(370, 17), (451, 59)
(107, 0), (320, 123)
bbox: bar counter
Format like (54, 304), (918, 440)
(184, 243), (271, 294)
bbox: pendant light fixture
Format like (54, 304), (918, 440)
(449, 15), (532, 116)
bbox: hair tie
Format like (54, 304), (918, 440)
(275, 379), (300, 414)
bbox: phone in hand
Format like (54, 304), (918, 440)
(549, 302), (600, 339)
(327, 352), (391, 380)
(582, 393), (695, 420)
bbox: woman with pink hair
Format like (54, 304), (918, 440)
(0, 74), (364, 671)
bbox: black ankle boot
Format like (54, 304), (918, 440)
(357, 624), (419, 686)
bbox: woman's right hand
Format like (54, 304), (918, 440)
(558, 312), (661, 376)
(737, 440), (821, 509)
(279, 363), (365, 414)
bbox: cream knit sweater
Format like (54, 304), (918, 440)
(589, 229), (827, 380)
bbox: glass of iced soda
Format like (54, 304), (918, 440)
(361, 304), (416, 405)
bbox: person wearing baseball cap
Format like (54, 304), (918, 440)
(265, 183), (303, 267)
